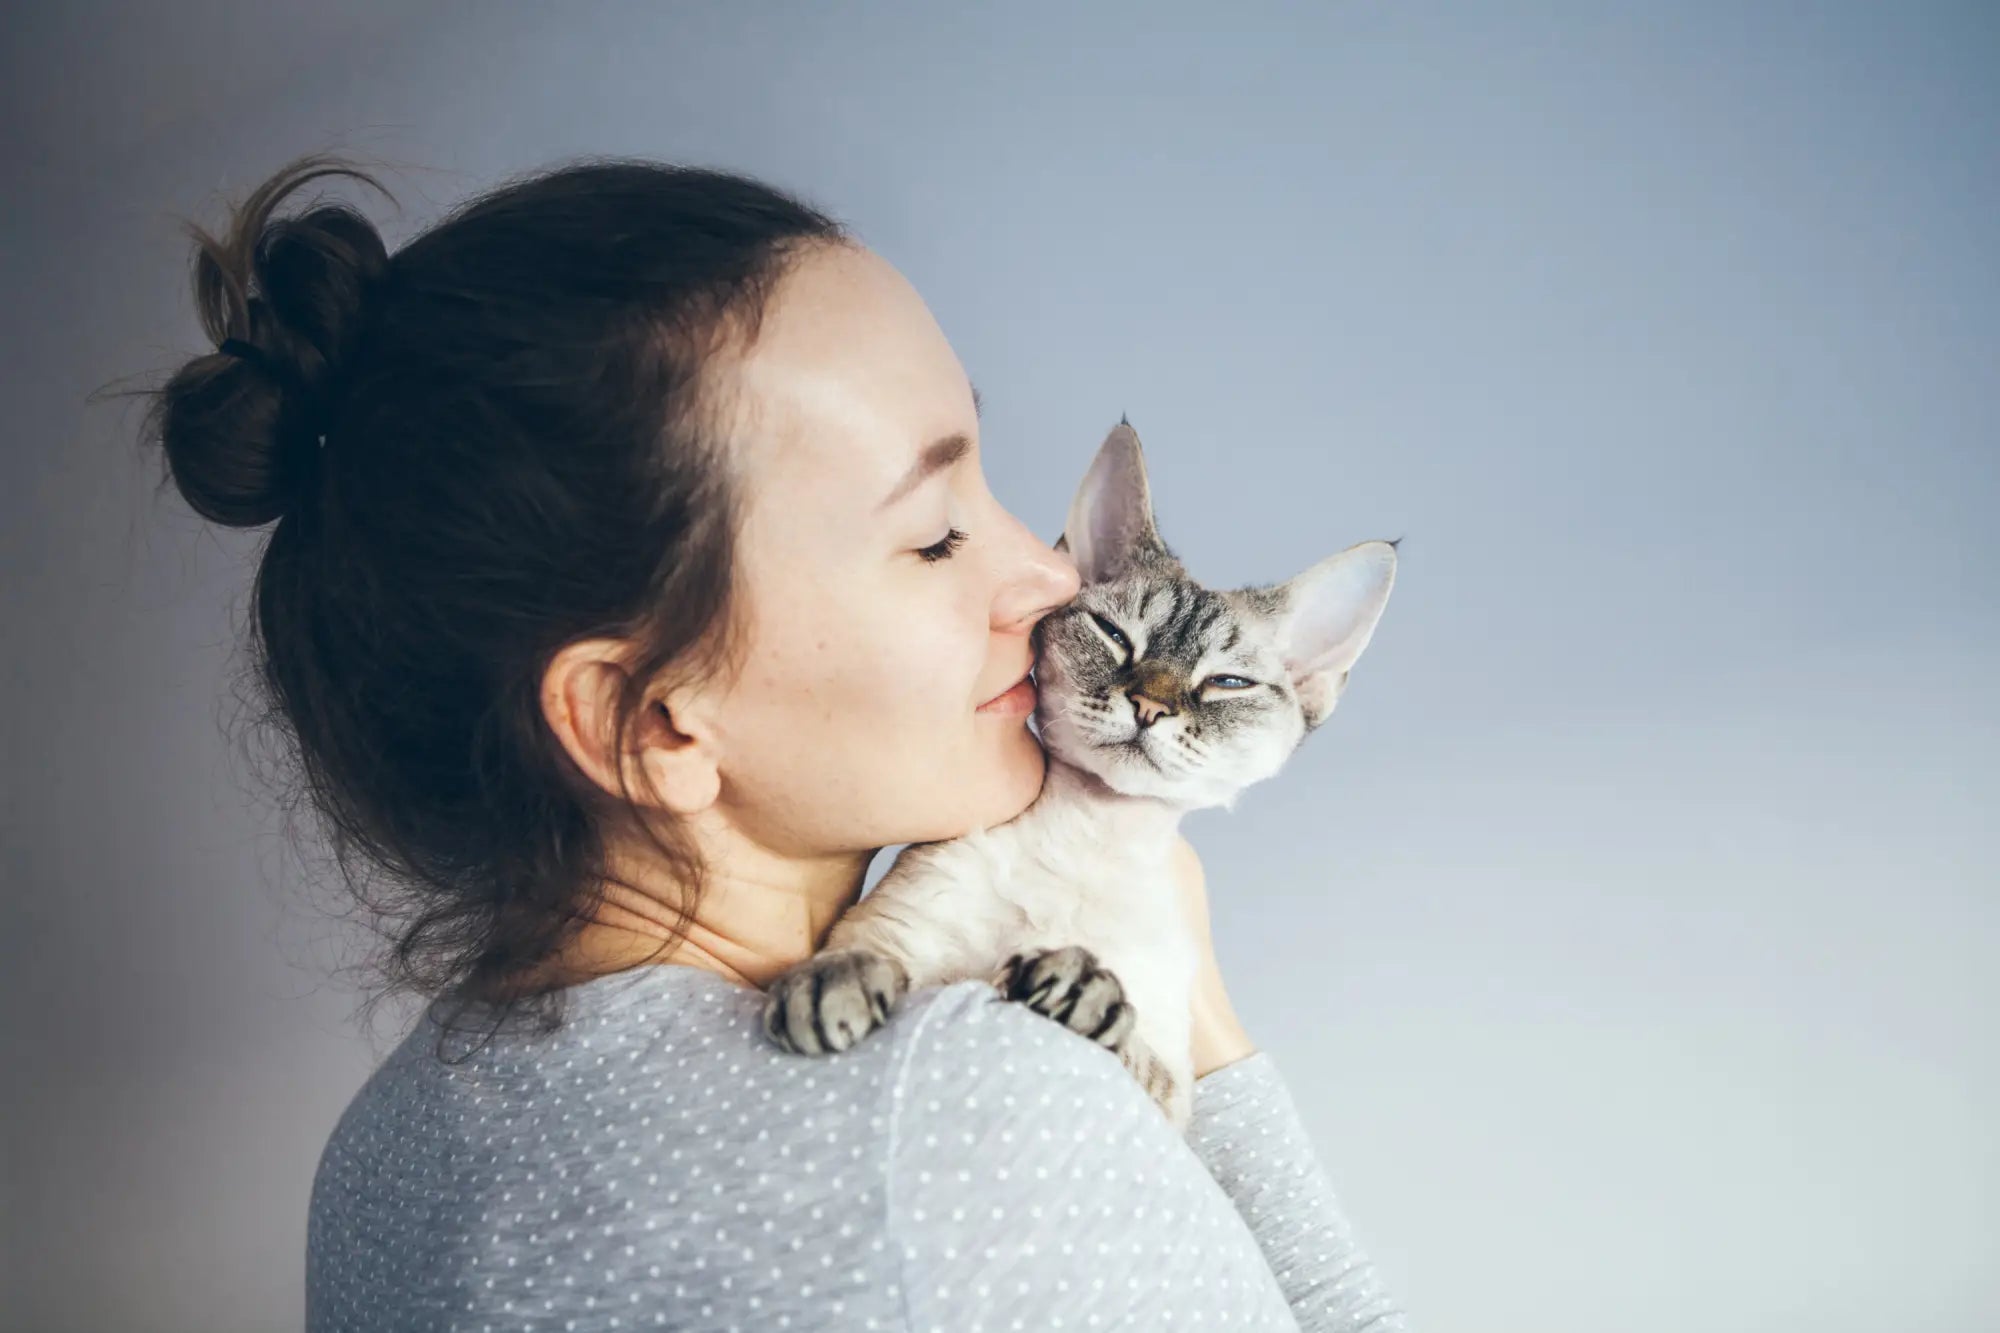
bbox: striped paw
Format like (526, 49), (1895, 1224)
(762, 949), (909, 1055)
(996, 945), (1137, 1054)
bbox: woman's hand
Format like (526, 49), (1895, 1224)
(1168, 832), (1259, 1079)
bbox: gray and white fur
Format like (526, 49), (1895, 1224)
(762, 419), (1397, 1131)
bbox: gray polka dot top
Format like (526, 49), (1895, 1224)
(306, 963), (1409, 1331)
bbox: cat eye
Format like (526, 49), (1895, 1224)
(1087, 612), (1131, 654)
(1204, 675), (1257, 690)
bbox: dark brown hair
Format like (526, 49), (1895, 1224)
(132, 151), (850, 1057)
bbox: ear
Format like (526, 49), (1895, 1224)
(1275, 540), (1398, 731)
(541, 639), (723, 816)
(1053, 419), (1175, 583)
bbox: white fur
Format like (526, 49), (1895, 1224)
(823, 756), (1201, 1125)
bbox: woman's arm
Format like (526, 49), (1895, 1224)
(1171, 834), (1413, 1331)
(1175, 831), (1261, 1079)
(1187, 1053), (1411, 1331)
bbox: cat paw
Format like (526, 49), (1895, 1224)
(996, 945), (1136, 1054)
(762, 949), (909, 1055)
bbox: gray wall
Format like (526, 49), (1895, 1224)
(5, 4), (1994, 1330)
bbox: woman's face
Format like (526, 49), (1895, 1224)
(700, 242), (1080, 855)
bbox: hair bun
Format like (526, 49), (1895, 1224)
(149, 154), (396, 528)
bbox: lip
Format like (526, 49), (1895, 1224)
(976, 666), (1038, 715)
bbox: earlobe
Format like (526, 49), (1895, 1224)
(634, 695), (723, 817)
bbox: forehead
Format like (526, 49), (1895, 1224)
(1090, 579), (1228, 647)
(723, 242), (970, 518)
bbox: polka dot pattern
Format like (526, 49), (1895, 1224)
(305, 964), (1408, 1331)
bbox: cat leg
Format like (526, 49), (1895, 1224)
(995, 945), (1188, 1128)
(1147, 1043), (1193, 1132)
(993, 945), (1138, 1053)
(762, 871), (1011, 1056)
(1098, 1023), (1187, 1130)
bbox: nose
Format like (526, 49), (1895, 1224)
(996, 523), (1082, 632)
(1127, 661), (1181, 727)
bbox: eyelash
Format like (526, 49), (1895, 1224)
(917, 527), (969, 563)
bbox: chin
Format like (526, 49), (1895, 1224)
(1034, 701), (1229, 809)
(962, 718), (1048, 833)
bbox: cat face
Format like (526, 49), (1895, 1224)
(1029, 420), (1397, 811)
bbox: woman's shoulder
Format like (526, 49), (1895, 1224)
(885, 977), (1171, 1122)
(866, 982), (1307, 1329)
(880, 978), (1206, 1198)
(306, 969), (1284, 1330)
(309, 965), (1171, 1217)
(319, 967), (1153, 1133)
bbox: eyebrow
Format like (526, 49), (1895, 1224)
(876, 383), (983, 512)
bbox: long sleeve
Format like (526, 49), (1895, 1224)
(306, 963), (1403, 1332)
(886, 982), (1303, 1330)
(1187, 1053), (1410, 1332)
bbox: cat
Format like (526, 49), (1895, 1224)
(760, 417), (1397, 1130)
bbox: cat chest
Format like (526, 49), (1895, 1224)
(1001, 862), (1184, 954)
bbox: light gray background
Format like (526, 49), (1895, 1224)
(5, 3), (1994, 1331)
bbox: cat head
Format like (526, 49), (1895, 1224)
(1031, 419), (1397, 811)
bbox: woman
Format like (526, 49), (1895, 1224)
(145, 152), (1408, 1331)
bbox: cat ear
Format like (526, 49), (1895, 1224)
(1275, 540), (1398, 730)
(1056, 420), (1174, 584)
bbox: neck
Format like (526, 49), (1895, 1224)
(1038, 751), (1191, 843)
(492, 812), (876, 998)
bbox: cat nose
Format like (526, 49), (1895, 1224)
(1130, 690), (1176, 726)
(1127, 663), (1181, 726)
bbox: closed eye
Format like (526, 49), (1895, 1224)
(1087, 612), (1131, 656)
(916, 527), (969, 563)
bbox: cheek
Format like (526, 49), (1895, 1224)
(880, 613), (988, 722)
(759, 582), (986, 730)
(728, 603), (1040, 844)
(1038, 622), (1106, 689)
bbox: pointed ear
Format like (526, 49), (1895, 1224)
(1055, 421), (1173, 584)
(1276, 540), (1398, 731)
